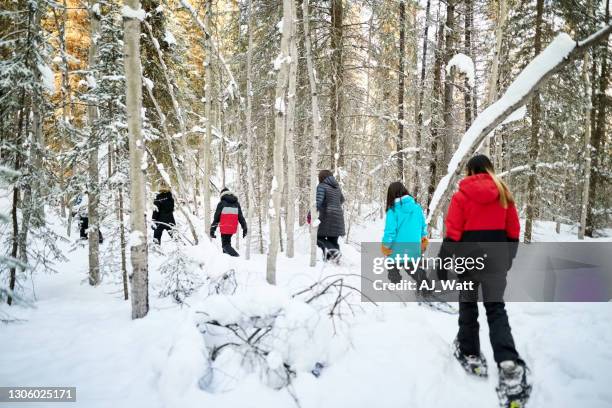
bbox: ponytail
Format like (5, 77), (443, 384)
(487, 170), (513, 208)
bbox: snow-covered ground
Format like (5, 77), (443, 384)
(1, 218), (611, 408)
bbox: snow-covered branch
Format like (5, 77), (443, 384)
(427, 25), (612, 226)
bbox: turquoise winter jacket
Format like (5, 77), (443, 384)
(382, 195), (427, 258)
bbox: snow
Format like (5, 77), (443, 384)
(0, 215), (610, 408)
(164, 30), (177, 46)
(446, 53), (475, 87)
(92, 3), (101, 16)
(143, 76), (154, 90)
(276, 18), (283, 34)
(428, 33), (576, 222)
(38, 63), (55, 93)
(121, 5), (146, 21)
(274, 97), (285, 114)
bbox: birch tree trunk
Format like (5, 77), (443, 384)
(87, 0), (101, 286)
(244, 0), (255, 259)
(285, 0), (298, 258)
(266, 0), (291, 284)
(123, 0), (149, 319)
(303, 0), (321, 267)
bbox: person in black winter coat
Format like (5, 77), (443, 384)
(315, 170), (345, 261)
(72, 192), (103, 244)
(210, 188), (247, 257)
(152, 188), (176, 245)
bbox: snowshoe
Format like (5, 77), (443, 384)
(418, 299), (458, 314)
(453, 339), (488, 377)
(496, 360), (531, 408)
(327, 249), (342, 264)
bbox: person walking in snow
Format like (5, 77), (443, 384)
(438, 154), (529, 402)
(380, 182), (428, 285)
(72, 192), (103, 244)
(315, 169), (345, 262)
(152, 186), (176, 245)
(210, 188), (247, 257)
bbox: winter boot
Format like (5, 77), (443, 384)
(453, 338), (488, 377)
(496, 360), (531, 408)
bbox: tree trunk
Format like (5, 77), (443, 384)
(483, 0), (507, 158)
(202, 0), (213, 234)
(578, 52), (592, 240)
(87, 0), (101, 286)
(118, 187), (129, 300)
(397, 0), (406, 181)
(442, 1), (456, 167)
(463, 0), (474, 130)
(427, 16), (446, 208)
(329, 0), (343, 171)
(524, 0), (544, 243)
(266, 0), (291, 284)
(124, 0), (149, 319)
(585, 0), (610, 237)
(285, 0), (298, 258)
(414, 0), (431, 201)
(303, 0), (321, 267)
(244, 0), (255, 259)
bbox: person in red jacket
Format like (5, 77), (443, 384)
(440, 154), (529, 401)
(210, 188), (247, 257)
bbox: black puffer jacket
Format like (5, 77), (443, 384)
(316, 176), (345, 237)
(152, 191), (176, 226)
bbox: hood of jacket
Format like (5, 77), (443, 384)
(221, 190), (238, 204)
(459, 173), (500, 204)
(322, 175), (339, 188)
(391, 194), (419, 215)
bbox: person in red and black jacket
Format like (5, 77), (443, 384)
(210, 188), (247, 257)
(439, 155), (528, 390)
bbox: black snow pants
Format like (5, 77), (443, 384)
(221, 234), (239, 257)
(317, 236), (339, 259)
(153, 223), (173, 244)
(79, 216), (103, 243)
(457, 271), (519, 363)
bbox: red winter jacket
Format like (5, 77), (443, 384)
(445, 173), (520, 242)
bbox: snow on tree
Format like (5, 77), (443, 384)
(427, 25), (612, 228)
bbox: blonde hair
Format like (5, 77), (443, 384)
(487, 170), (513, 208)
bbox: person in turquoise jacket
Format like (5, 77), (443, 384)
(381, 181), (428, 264)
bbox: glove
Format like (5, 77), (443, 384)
(210, 229), (216, 239)
(387, 267), (402, 284)
(242, 228), (247, 238)
(421, 237), (429, 253)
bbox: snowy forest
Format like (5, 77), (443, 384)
(1, 0), (611, 406)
